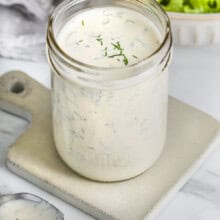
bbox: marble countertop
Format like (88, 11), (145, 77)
(0, 44), (220, 220)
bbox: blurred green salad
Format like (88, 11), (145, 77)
(157, 0), (220, 13)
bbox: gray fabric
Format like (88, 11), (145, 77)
(0, 0), (53, 19)
(0, 0), (56, 61)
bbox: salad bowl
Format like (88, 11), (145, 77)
(157, 0), (220, 45)
(168, 12), (220, 45)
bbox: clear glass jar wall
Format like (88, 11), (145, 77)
(47, 0), (172, 182)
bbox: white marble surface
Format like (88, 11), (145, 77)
(0, 44), (220, 220)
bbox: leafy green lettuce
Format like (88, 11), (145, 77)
(157, 0), (220, 13)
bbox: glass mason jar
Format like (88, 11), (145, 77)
(47, 0), (172, 182)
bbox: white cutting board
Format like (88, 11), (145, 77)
(0, 71), (220, 220)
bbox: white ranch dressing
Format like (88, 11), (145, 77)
(53, 6), (168, 181)
(0, 199), (60, 220)
(57, 6), (162, 67)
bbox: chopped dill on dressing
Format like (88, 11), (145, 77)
(104, 47), (108, 56)
(111, 41), (123, 51)
(96, 35), (104, 46)
(76, 40), (84, 45)
(108, 41), (129, 66)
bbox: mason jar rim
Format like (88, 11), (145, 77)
(47, 0), (172, 73)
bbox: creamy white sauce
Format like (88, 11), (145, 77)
(57, 7), (162, 67)
(53, 6), (168, 181)
(0, 199), (61, 220)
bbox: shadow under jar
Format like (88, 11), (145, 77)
(47, 0), (172, 182)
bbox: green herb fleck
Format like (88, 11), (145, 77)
(108, 53), (123, 58)
(96, 35), (103, 46)
(123, 54), (128, 65)
(108, 41), (129, 66)
(81, 20), (85, 26)
(111, 41), (123, 51)
(108, 53), (129, 66)
(104, 47), (108, 56)
(76, 40), (84, 45)
(132, 55), (138, 59)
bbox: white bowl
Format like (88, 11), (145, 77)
(168, 12), (220, 46)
